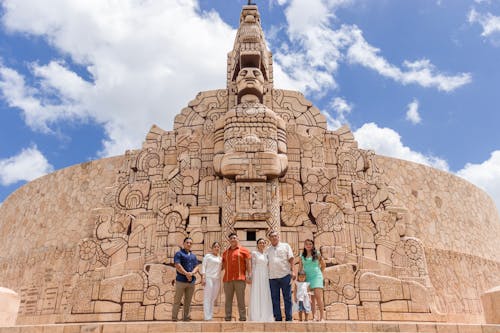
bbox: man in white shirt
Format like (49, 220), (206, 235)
(266, 230), (295, 321)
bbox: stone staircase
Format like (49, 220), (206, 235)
(0, 321), (498, 333)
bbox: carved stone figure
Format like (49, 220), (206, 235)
(0, 3), (499, 325)
(60, 3), (442, 322)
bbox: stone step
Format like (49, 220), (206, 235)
(0, 321), (498, 333)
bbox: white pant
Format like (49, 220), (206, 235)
(203, 277), (221, 320)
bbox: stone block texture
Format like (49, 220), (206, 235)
(0, 4), (499, 326)
(481, 286), (500, 324)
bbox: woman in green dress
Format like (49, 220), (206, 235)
(298, 239), (326, 321)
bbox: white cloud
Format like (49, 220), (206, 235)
(345, 29), (472, 92)
(353, 122), (499, 210)
(272, 0), (291, 6)
(273, 0), (471, 94)
(0, 0), (473, 159)
(468, 8), (500, 40)
(331, 96), (352, 116)
(406, 98), (421, 124)
(0, 65), (52, 133)
(354, 122), (449, 171)
(1, 0), (235, 157)
(457, 151), (500, 211)
(0, 145), (54, 186)
(324, 96), (352, 129)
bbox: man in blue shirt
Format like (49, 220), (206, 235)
(172, 237), (199, 321)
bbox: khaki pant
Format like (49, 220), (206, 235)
(224, 280), (246, 321)
(172, 281), (195, 321)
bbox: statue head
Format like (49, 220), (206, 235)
(236, 67), (264, 103)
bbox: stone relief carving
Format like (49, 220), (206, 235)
(1, 3), (498, 324)
(62, 4), (443, 322)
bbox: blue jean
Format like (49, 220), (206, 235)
(269, 274), (292, 321)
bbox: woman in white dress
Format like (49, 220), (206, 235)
(248, 238), (275, 322)
(200, 241), (222, 321)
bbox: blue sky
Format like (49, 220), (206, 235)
(0, 0), (499, 211)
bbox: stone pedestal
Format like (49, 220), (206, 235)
(0, 288), (20, 327)
(481, 285), (500, 324)
(0, 321), (498, 333)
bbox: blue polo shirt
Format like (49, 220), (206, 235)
(174, 248), (198, 283)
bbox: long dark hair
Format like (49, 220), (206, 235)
(302, 239), (318, 261)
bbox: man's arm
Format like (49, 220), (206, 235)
(175, 263), (191, 278)
(288, 244), (296, 280)
(174, 251), (190, 279)
(293, 281), (297, 302)
(245, 255), (252, 284)
(192, 262), (200, 275)
(289, 256), (296, 280)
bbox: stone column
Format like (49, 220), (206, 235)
(481, 286), (500, 324)
(0, 287), (20, 326)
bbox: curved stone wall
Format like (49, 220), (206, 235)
(376, 155), (500, 261)
(376, 155), (500, 322)
(0, 154), (498, 323)
(0, 157), (125, 323)
(0, 157), (125, 259)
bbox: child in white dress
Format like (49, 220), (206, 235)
(200, 241), (222, 320)
(293, 270), (311, 321)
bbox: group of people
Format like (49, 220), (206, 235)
(171, 231), (326, 322)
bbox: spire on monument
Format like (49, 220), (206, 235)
(227, 1), (273, 106)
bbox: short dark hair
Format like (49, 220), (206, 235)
(183, 237), (193, 243)
(268, 230), (278, 237)
(298, 270), (306, 276)
(256, 238), (266, 245)
(228, 232), (237, 239)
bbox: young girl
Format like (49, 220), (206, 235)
(293, 270), (311, 321)
(298, 239), (326, 321)
(200, 241), (222, 321)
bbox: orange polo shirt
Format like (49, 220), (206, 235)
(222, 245), (251, 282)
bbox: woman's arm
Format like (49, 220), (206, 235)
(200, 255), (207, 286)
(319, 256), (326, 273)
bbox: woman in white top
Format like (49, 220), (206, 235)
(200, 241), (222, 320)
(248, 238), (274, 322)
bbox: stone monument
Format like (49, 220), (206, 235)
(0, 4), (499, 326)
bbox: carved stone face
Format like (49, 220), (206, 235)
(236, 67), (264, 99)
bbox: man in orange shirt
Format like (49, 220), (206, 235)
(222, 233), (252, 321)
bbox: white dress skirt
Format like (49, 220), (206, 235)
(248, 251), (275, 322)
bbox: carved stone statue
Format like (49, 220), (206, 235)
(60, 3), (443, 322)
(1, 3), (498, 325)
